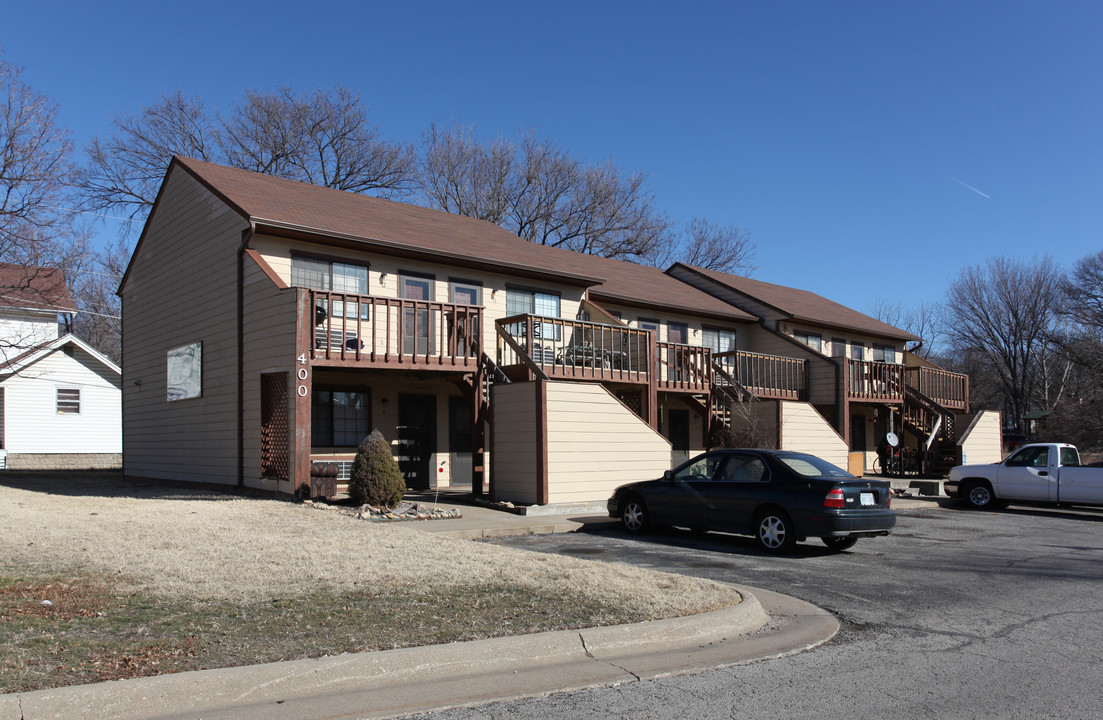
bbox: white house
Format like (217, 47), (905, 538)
(0, 264), (122, 470)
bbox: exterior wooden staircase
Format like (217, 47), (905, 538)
(903, 384), (961, 476)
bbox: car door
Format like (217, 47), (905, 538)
(652, 453), (723, 528)
(707, 452), (770, 534)
(997, 446), (1055, 501)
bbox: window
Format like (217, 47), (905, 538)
(873, 345), (897, 363)
(311, 390), (371, 447)
(850, 342), (865, 361)
(794, 330), (822, 352)
(638, 318), (660, 334)
(506, 288), (561, 339)
(57, 388), (81, 415)
(831, 338), (847, 357)
(1007, 446), (1050, 468)
(401, 274), (436, 355)
(450, 281), (482, 306)
(702, 328), (736, 354)
(672, 453), (722, 482)
(667, 322), (689, 345)
(1060, 446), (1081, 467)
(292, 256), (370, 319)
(720, 454), (769, 483)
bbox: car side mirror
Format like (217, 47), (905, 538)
(662, 470), (673, 481)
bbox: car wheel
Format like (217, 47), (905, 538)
(755, 510), (796, 553)
(823, 535), (858, 551)
(964, 480), (995, 510)
(621, 495), (650, 534)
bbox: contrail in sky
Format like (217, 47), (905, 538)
(953, 178), (991, 199)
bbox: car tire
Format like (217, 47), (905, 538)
(823, 535), (859, 551)
(963, 480), (995, 510)
(621, 495), (650, 534)
(755, 509), (796, 553)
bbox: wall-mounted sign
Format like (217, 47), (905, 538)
(167, 342), (202, 401)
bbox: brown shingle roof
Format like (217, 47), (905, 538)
(0, 263), (75, 313)
(671, 263), (919, 341)
(172, 157), (755, 323)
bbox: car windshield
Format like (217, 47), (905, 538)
(776, 453), (853, 478)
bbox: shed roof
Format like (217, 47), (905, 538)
(0, 263), (76, 313)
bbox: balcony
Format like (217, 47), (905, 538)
(308, 289), (480, 369)
(905, 366), (969, 411)
(715, 350), (807, 401)
(846, 359), (905, 402)
(495, 314), (656, 385)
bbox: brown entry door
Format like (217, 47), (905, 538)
(398, 394), (436, 490)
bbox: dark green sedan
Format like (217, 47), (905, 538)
(607, 449), (896, 553)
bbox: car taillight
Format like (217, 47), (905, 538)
(824, 488), (846, 508)
(887, 493), (891, 509)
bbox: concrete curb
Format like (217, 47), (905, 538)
(2, 584), (837, 720)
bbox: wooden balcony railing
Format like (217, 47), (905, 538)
(905, 366), (969, 411)
(655, 342), (712, 391)
(495, 314), (652, 383)
(846, 359), (905, 402)
(309, 290), (480, 367)
(715, 350), (807, 400)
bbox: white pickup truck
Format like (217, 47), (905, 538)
(946, 443), (1103, 509)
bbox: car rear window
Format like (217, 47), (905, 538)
(776, 454), (852, 478)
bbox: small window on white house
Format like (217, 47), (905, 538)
(57, 388), (81, 415)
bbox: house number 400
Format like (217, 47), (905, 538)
(296, 353), (309, 396)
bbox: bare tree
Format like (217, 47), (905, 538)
(220, 85), (414, 196)
(663, 217), (756, 275)
(72, 90), (216, 224)
(74, 86), (414, 231)
(417, 124), (671, 263)
(869, 299), (943, 358)
(69, 236), (127, 363)
(943, 256), (1065, 434)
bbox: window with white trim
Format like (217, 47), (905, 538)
(57, 388), (81, 415)
(292, 256), (370, 319)
(873, 345), (897, 363)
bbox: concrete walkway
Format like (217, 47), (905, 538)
(3, 488), (945, 720)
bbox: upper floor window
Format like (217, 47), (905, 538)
(702, 328), (736, 354)
(291, 256), (368, 295)
(831, 337), (847, 357)
(873, 345), (897, 364)
(638, 318), (660, 334)
(507, 288), (560, 318)
(850, 342), (865, 361)
(57, 388), (80, 415)
(794, 330), (822, 352)
(667, 322), (689, 345)
(450, 281), (482, 306)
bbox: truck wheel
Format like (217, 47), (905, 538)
(963, 480), (995, 509)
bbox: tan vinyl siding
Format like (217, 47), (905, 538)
(958, 410), (1003, 465)
(544, 382), (670, 504)
(241, 255), (300, 492)
(121, 168), (249, 485)
(490, 382), (541, 504)
(743, 325), (836, 406)
(779, 401), (848, 468)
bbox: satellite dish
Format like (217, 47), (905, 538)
(886, 432), (899, 447)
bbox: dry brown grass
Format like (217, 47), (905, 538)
(0, 473), (740, 692)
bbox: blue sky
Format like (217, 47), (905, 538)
(5, 1), (1101, 315)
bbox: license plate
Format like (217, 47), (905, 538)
(860, 492), (876, 506)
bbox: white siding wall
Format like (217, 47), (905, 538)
(779, 401), (848, 468)
(0, 311), (59, 361)
(958, 410), (1003, 465)
(544, 382), (670, 504)
(121, 168), (249, 485)
(491, 382), (541, 504)
(1, 347), (120, 454)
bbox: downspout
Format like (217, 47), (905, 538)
(237, 224), (255, 489)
